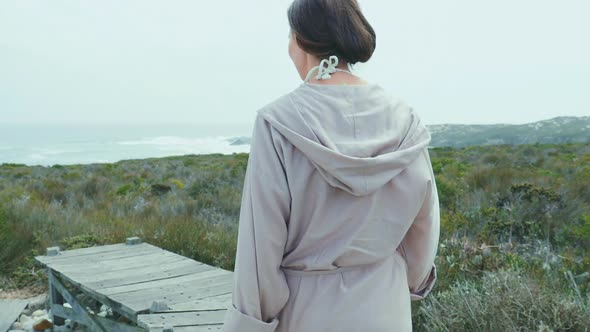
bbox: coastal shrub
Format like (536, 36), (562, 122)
(435, 177), (459, 212)
(116, 184), (132, 196)
(61, 171), (82, 181)
(39, 179), (67, 204)
(466, 165), (515, 194)
(59, 233), (108, 250)
(80, 176), (110, 199)
(150, 183), (172, 196)
(572, 215), (590, 248)
(8, 249), (46, 290)
(416, 267), (590, 331)
(0, 204), (38, 274)
(169, 179), (185, 189)
(0, 163), (27, 168)
(0, 204), (9, 269)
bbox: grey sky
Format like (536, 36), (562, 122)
(1, 0), (588, 126)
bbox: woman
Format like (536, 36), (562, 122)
(222, 0), (439, 331)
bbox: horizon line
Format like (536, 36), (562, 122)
(0, 115), (587, 127)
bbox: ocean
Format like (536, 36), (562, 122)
(0, 123), (253, 167)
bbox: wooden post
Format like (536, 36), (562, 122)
(46, 246), (66, 326)
(150, 300), (168, 313)
(47, 268), (66, 326)
(46, 246), (60, 256)
(126, 237), (142, 245)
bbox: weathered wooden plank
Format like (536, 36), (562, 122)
(137, 310), (227, 329)
(79, 260), (214, 289)
(163, 287), (233, 310)
(35, 242), (149, 264)
(168, 293), (232, 311)
(53, 255), (190, 278)
(123, 276), (234, 312)
(0, 299), (29, 332)
(38, 245), (163, 266)
(111, 272), (233, 304)
(98, 268), (231, 296)
(45, 247), (163, 266)
(50, 251), (189, 276)
(168, 326), (223, 332)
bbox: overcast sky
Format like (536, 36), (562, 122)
(1, 0), (588, 126)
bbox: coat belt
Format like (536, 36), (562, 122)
(280, 253), (395, 277)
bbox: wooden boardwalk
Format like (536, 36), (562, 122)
(0, 299), (29, 332)
(34, 237), (232, 332)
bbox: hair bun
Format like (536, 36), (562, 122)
(288, 0), (376, 64)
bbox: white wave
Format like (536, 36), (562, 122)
(117, 135), (235, 146)
(35, 148), (84, 155)
(4, 134), (252, 166)
(116, 136), (250, 154)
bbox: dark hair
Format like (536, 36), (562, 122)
(287, 0), (376, 64)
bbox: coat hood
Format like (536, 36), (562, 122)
(258, 82), (432, 197)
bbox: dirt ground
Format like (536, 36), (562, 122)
(0, 284), (47, 300)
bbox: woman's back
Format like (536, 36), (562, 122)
(223, 82), (440, 331)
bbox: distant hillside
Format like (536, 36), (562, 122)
(427, 116), (590, 148)
(232, 116), (589, 149)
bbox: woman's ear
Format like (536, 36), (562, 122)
(288, 32), (307, 81)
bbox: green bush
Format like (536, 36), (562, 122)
(116, 184), (132, 196)
(59, 233), (108, 250)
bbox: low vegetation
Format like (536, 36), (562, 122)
(1, 143), (589, 331)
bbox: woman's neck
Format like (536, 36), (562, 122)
(308, 62), (368, 85)
(305, 61), (368, 86)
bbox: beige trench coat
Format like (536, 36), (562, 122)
(222, 82), (440, 332)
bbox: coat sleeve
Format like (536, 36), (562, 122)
(397, 148), (440, 301)
(223, 112), (292, 332)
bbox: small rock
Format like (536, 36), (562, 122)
(53, 323), (75, 332)
(11, 321), (24, 329)
(33, 318), (53, 331)
(27, 293), (49, 312)
(32, 309), (46, 317)
(21, 321), (34, 331)
(33, 315), (50, 326)
(19, 314), (32, 324)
